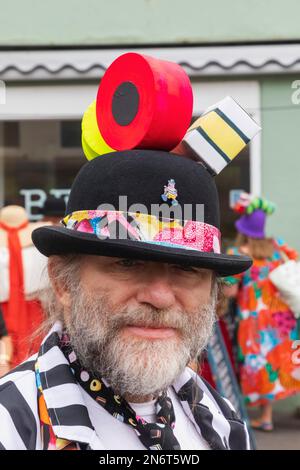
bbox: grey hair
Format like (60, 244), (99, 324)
(37, 254), (82, 335)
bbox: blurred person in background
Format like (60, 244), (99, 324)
(41, 196), (66, 225)
(0, 205), (49, 366)
(0, 306), (12, 377)
(223, 193), (300, 431)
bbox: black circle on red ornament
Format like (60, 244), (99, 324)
(112, 81), (140, 126)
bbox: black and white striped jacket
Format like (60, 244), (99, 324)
(0, 322), (251, 450)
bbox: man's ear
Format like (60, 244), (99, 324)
(47, 256), (72, 309)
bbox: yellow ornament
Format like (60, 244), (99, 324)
(81, 134), (98, 161)
(81, 100), (115, 160)
(114, 394), (121, 404)
(90, 379), (101, 392)
(128, 418), (137, 427)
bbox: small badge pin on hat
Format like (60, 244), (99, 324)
(161, 179), (178, 206)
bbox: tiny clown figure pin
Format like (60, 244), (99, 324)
(161, 179), (178, 206)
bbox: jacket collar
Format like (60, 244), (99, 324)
(35, 321), (104, 449)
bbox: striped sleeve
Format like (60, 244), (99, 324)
(200, 377), (252, 450)
(0, 357), (41, 450)
(0, 403), (27, 450)
(0, 381), (37, 449)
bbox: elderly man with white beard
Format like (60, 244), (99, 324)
(0, 150), (253, 451)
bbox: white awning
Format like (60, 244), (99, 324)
(1, 43), (300, 81)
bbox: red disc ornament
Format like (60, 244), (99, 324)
(96, 53), (193, 151)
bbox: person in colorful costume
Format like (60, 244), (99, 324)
(224, 193), (300, 431)
(0, 205), (49, 368)
(0, 306), (12, 377)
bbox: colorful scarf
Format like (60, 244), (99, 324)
(60, 335), (181, 450)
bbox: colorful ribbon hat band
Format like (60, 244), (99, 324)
(62, 210), (221, 254)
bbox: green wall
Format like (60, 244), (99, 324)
(1, 0), (300, 46)
(261, 76), (300, 252)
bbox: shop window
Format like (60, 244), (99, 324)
(60, 121), (81, 148)
(3, 122), (20, 148)
(0, 120), (83, 220)
(216, 146), (250, 249)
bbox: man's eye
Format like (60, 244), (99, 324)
(173, 264), (197, 273)
(117, 259), (140, 268)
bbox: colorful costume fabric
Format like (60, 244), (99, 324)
(62, 209), (221, 255)
(225, 238), (300, 406)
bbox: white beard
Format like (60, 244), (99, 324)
(65, 288), (217, 398)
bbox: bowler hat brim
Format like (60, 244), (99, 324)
(32, 225), (252, 277)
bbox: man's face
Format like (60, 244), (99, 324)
(62, 255), (216, 399)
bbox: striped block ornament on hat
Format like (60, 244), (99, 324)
(176, 96), (261, 175)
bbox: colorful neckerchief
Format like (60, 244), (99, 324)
(60, 334), (181, 450)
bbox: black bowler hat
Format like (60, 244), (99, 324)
(32, 150), (252, 277)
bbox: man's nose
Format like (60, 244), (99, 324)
(136, 276), (176, 310)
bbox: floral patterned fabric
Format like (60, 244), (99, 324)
(62, 210), (221, 254)
(225, 238), (300, 406)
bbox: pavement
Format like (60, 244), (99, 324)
(248, 395), (300, 450)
